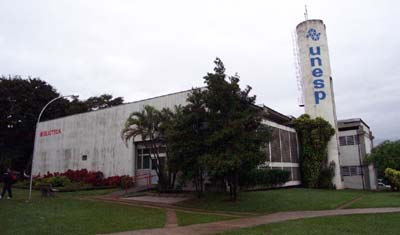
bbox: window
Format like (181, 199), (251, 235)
(342, 166), (350, 176)
(82, 155), (87, 161)
(342, 166), (363, 176)
(137, 148), (151, 169)
(143, 155), (150, 169)
(339, 135), (359, 146)
(339, 136), (346, 146)
(136, 145), (167, 169)
(354, 135), (359, 145)
(346, 136), (355, 145)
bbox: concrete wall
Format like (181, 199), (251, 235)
(338, 121), (377, 190)
(33, 90), (191, 177)
(33, 89), (300, 188)
(339, 129), (360, 166)
(296, 19), (343, 188)
(343, 176), (364, 189)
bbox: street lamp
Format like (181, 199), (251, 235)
(28, 95), (77, 201)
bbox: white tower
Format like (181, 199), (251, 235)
(296, 19), (343, 189)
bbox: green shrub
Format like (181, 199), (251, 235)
(120, 175), (134, 189)
(317, 161), (335, 189)
(368, 140), (400, 177)
(384, 168), (400, 191)
(293, 114), (335, 188)
(240, 168), (290, 189)
(34, 176), (71, 187)
(47, 176), (71, 187)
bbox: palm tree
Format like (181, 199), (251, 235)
(121, 105), (167, 190)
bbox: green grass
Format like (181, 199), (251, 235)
(219, 212), (400, 235)
(347, 191), (400, 208)
(176, 211), (238, 226)
(0, 188), (165, 235)
(178, 188), (365, 213)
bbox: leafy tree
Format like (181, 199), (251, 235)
(164, 90), (208, 195)
(121, 105), (169, 190)
(85, 94), (124, 111)
(0, 76), (69, 172)
(384, 168), (400, 191)
(67, 94), (123, 114)
(367, 140), (400, 177)
(293, 114), (335, 188)
(0, 75), (124, 173)
(196, 58), (270, 200)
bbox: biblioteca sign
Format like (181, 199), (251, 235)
(40, 129), (61, 137)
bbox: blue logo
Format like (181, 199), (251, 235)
(306, 28), (320, 41)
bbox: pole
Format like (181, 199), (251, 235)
(28, 95), (76, 201)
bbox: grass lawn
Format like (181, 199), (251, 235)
(347, 191), (400, 209)
(178, 188), (365, 213)
(218, 212), (400, 235)
(176, 211), (238, 226)
(0, 188), (165, 235)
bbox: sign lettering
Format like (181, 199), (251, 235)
(307, 28), (326, 105)
(40, 129), (61, 137)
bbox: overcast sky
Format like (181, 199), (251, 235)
(0, 0), (399, 142)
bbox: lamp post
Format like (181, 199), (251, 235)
(28, 95), (76, 201)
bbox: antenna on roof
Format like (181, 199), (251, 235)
(304, 5), (308, 20)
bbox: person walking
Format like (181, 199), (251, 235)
(1, 168), (14, 199)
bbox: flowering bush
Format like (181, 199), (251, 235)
(385, 168), (400, 191)
(103, 176), (122, 187)
(35, 169), (135, 188)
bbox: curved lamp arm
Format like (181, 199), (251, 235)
(28, 95), (77, 201)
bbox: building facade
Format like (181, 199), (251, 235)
(33, 90), (301, 187)
(338, 118), (377, 189)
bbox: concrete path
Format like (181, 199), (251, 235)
(89, 196), (255, 217)
(121, 196), (188, 204)
(165, 209), (178, 228)
(99, 207), (400, 235)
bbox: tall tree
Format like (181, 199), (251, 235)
(0, 76), (124, 173)
(121, 105), (168, 190)
(368, 140), (400, 177)
(164, 91), (208, 194)
(0, 76), (69, 172)
(198, 58), (270, 200)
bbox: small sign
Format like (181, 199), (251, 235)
(40, 129), (61, 137)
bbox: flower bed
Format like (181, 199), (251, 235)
(16, 169), (136, 191)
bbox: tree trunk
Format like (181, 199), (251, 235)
(233, 170), (239, 201)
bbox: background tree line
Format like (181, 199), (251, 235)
(0, 75), (123, 173)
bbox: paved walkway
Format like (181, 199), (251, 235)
(122, 196), (188, 204)
(99, 207), (400, 235)
(88, 196), (255, 217)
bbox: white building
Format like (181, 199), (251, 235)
(33, 89), (301, 187)
(338, 118), (377, 189)
(33, 89), (377, 190)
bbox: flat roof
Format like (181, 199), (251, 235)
(338, 118), (370, 129)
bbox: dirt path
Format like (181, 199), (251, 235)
(336, 194), (365, 209)
(165, 209), (178, 228)
(98, 207), (400, 235)
(85, 196), (254, 217)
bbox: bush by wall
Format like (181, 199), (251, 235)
(239, 168), (290, 189)
(368, 140), (400, 177)
(384, 168), (400, 191)
(35, 169), (134, 189)
(293, 114), (335, 188)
